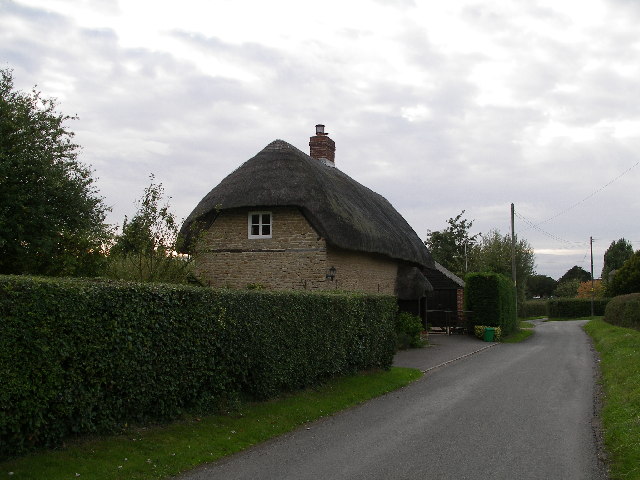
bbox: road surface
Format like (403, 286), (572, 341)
(177, 320), (607, 480)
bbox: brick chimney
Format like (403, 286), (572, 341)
(309, 124), (336, 165)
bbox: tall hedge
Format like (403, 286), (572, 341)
(0, 276), (397, 457)
(547, 298), (610, 318)
(464, 272), (517, 335)
(603, 293), (640, 330)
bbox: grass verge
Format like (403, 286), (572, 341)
(584, 318), (640, 480)
(501, 328), (534, 343)
(1, 367), (421, 480)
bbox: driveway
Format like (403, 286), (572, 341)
(176, 320), (607, 479)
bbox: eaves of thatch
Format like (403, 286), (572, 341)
(424, 262), (465, 290)
(180, 139), (434, 269)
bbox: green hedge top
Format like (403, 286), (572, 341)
(0, 275), (397, 457)
(604, 293), (640, 330)
(464, 272), (517, 335)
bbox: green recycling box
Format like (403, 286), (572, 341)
(483, 327), (495, 342)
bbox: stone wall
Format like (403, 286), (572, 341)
(193, 206), (328, 290)
(325, 247), (398, 295)
(193, 206), (399, 294)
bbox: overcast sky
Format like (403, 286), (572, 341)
(2, 0), (640, 280)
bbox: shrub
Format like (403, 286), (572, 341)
(604, 293), (640, 330)
(395, 312), (423, 349)
(0, 275), (397, 457)
(547, 298), (610, 318)
(473, 325), (502, 341)
(520, 299), (548, 318)
(608, 250), (640, 296)
(465, 272), (517, 335)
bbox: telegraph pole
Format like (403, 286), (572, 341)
(590, 236), (594, 318)
(511, 203), (517, 318)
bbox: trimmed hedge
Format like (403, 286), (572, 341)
(604, 293), (640, 330)
(0, 276), (397, 457)
(520, 299), (548, 318)
(547, 298), (610, 318)
(464, 272), (517, 336)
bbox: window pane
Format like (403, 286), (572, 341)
(251, 214), (260, 225)
(262, 213), (271, 225)
(262, 224), (271, 236)
(251, 225), (260, 236)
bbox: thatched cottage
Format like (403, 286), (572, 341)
(180, 125), (435, 319)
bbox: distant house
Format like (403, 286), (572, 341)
(179, 125), (436, 320)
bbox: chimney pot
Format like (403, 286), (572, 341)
(309, 124), (336, 165)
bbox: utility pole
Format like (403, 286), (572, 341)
(590, 236), (594, 318)
(511, 203), (517, 318)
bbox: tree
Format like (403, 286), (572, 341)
(468, 228), (535, 307)
(608, 250), (640, 296)
(558, 265), (591, 284)
(576, 279), (605, 299)
(424, 210), (479, 278)
(107, 175), (193, 283)
(0, 68), (110, 276)
(526, 274), (557, 298)
(554, 279), (580, 298)
(602, 238), (634, 282)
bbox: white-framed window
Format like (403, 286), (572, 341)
(248, 211), (272, 239)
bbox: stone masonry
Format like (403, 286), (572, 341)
(193, 206), (398, 294)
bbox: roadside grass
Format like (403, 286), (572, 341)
(546, 316), (604, 322)
(584, 318), (640, 480)
(520, 321), (535, 329)
(501, 327), (534, 343)
(1, 368), (422, 480)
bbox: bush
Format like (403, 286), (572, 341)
(608, 250), (640, 296)
(0, 275), (397, 457)
(465, 272), (517, 335)
(547, 298), (610, 318)
(473, 325), (502, 341)
(395, 312), (423, 349)
(520, 299), (548, 318)
(604, 293), (640, 330)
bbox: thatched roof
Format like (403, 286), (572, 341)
(180, 140), (434, 268)
(424, 262), (465, 290)
(395, 265), (434, 300)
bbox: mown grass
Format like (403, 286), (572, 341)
(584, 318), (640, 480)
(547, 315), (604, 322)
(501, 328), (534, 343)
(1, 368), (422, 480)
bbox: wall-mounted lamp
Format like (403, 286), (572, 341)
(326, 266), (337, 281)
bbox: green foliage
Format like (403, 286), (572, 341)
(601, 238), (634, 283)
(520, 299), (548, 318)
(584, 319), (640, 479)
(464, 272), (517, 336)
(608, 250), (640, 297)
(526, 274), (557, 298)
(558, 265), (591, 284)
(0, 275), (397, 457)
(395, 312), (424, 349)
(473, 325), (502, 341)
(424, 210), (479, 278)
(0, 68), (111, 276)
(107, 175), (193, 283)
(0, 368), (422, 479)
(604, 293), (640, 330)
(468, 229), (535, 311)
(547, 298), (610, 318)
(554, 279), (581, 298)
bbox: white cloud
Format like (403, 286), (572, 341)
(2, 0), (640, 279)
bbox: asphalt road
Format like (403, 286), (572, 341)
(177, 320), (607, 480)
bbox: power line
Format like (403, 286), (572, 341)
(535, 159), (640, 227)
(515, 211), (588, 247)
